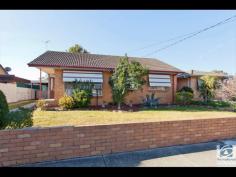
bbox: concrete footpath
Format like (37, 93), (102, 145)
(21, 139), (236, 167)
(11, 103), (35, 112)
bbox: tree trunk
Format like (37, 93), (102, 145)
(118, 102), (121, 110)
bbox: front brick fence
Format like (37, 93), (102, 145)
(1, 117), (236, 166)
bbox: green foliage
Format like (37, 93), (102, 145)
(72, 89), (91, 108)
(68, 44), (89, 53)
(231, 103), (236, 112)
(191, 100), (231, 108)
(143, 93), (160, 108)
(0, 90), (9, 129)
(72, 80), (94, 94)
(199, 75), (219, 102)
(109, 54), (148, 109)
(176, 91), (194, 105)
(36, 99), (47, 110)
(6, 108), (33, 129)
(71, 80), (93, 108)
(59, 95), (74, 110)
(179, 86), (194, 94)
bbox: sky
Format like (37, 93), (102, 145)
(0, 10), (236, 80)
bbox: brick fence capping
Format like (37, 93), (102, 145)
(1, 117), (236, 166)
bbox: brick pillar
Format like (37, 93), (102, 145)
(172, 74), (177, 103)
(47, 75), (51, 99)
(54, 69), (64, 101)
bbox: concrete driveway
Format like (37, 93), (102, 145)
(21, 139), (236, 167)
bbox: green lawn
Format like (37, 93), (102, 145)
(9, 100), (36, 110)
(32, 106), (236, 127)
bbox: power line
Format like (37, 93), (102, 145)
(140, 14), (236, 57)
(127, 31), (197, 53)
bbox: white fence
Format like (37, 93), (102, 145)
(0, 83), (35, 103)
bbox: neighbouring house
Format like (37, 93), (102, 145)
(177, 70), (229, 100)
(0, 64), (36, 103)
(28, 51), (183, 106)
(0, 64), (31, 84)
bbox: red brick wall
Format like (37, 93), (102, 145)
(1, 117), (236, 166)
(54, 69), (178, 106)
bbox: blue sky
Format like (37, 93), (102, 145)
(0, 10), (236, 80)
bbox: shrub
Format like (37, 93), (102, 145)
(59, 95), (74, 110)
(176, 91), (193, 105)
(191, 100), (231, 108)
(231, 103), (236, 112)
(0, 90), (9, 129)
(6, 108), (33, 129)
(36, 99), (47, 110)
(179, 86), (194, 94)
(72, 89), (91, 108)
(143, 93), (160, 108)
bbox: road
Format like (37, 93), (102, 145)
(21, 139), (236, 167)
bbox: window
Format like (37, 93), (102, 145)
(148, 74), (171, 87)
(63, 71), (103, 96)
(197, 79), (203, 90)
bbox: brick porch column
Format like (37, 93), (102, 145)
(172, 74), (177, 103)
(54, 69), (64, 101)
(47, 74), (51, 99)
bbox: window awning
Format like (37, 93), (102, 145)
(63, 71), (103, 83)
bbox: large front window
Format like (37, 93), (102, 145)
(148, 74), (171, 87)
(63, 71), (103, 96)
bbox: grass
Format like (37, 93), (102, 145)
(32, 106), (236, 127)
(9, 100), (36, 110)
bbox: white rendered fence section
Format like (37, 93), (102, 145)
(0, 83), (35, 103)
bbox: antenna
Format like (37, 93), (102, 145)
(44, 40), (50, 51)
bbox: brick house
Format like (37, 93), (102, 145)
(177, 70), (229, 100)
(28, 51), (183, 106)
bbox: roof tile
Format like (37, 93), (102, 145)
(28, 51), (183, 73)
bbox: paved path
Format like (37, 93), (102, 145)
(21, 139), (236, 167)
(11, 103), (35, 112)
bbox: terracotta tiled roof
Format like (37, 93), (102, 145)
(28, 51), (183, 73)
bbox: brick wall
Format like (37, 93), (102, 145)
(54, 69), (64, 101)
(53, 69), (177, 106)
(90, 72), (177, 106)
(1, 117), (236, 166)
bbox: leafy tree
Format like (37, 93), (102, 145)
(0, 90), (9, 129)
(199, 75), (219, 102)
(216, 75), (236, 101)
(109, 55), (148, 109)
(68, 44), (89, 53)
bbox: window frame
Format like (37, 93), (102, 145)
(63, 71), (104, 97)
(148, 74), (171, 87)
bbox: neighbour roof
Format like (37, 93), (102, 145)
(177, 70), (229, 78)
(28, 51), (183, 73)
(188, 70), (228, 77)
(0, 75), (30, 83)
(0, 64), (8, 75)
